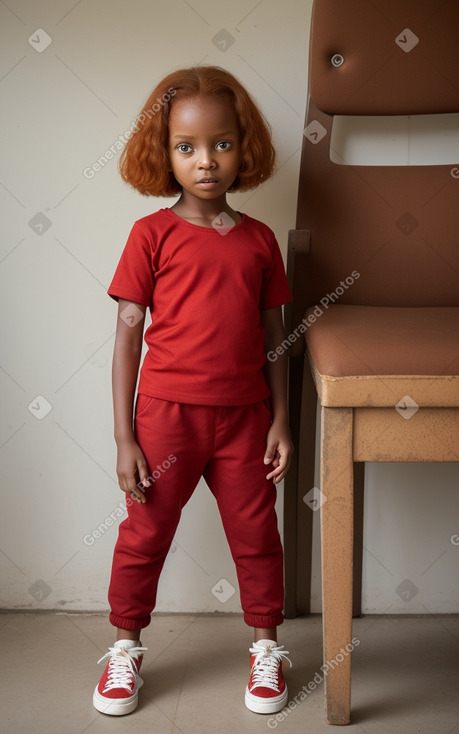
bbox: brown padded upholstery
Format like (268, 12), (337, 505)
(306, 306), (459, 377)
(295, 99), (459, 311)
(305, 305), (459, 406)
(309, 0), (459, 115)
(296, 0), (459, 311)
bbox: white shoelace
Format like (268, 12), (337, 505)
(97, 645), (147, 693)
(249, 643), (292, 692)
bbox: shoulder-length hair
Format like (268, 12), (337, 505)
(119, 65), (276, 196)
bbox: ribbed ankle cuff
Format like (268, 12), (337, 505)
(109, 612), (151, 631)
(244, 611), (284, 628)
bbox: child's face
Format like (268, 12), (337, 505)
(167, 94), (241, 203)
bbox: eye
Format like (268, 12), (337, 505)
(216, 140), (232, 151)
(177, 143), (193, 153)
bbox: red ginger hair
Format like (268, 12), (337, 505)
(119, 65), (276, 196)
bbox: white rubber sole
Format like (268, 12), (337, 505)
(93, 677), (143, 716)
(245, 684), (288, 714)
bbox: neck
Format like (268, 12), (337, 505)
(170, 193), (241, 227)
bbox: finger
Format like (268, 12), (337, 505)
(119, 474), (146, 504)
(266, 454), (290, 483)
(130, 470), (147, 504)
(264, 442), (279, 466)
(265, 452), (281, 471)
(136, 458), (151, 488)
(129, 488), (146, 504)
(266, 464), (283, 482)
(125, 484), (146, 504)
(267, 466), (289, 484)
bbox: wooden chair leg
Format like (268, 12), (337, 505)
(321, 407), (354, 725)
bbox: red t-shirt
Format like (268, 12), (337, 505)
(108, 208), (292, 406)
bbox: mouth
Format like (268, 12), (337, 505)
(197, 178), (219, 184)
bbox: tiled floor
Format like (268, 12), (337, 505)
(1, 611), (459, 734)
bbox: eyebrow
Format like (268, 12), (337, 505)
(171, 130), (236, 140)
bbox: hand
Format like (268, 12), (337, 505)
(116, 437), (150, 504)
(264, 420), (294, 484)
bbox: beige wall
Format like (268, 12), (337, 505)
(1, 0), (458, 616)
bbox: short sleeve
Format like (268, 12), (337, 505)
(260, 232), (292, 310)
(107, 221), (155, 307)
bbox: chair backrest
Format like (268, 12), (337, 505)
(294, 0), (459, 309)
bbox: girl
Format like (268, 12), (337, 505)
(93, 65), (293, 717)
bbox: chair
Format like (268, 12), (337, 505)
(283, 0), (459, 724)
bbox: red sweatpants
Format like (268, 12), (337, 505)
(108, 396), (284, 631)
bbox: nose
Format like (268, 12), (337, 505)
(198, 147), (216, 169)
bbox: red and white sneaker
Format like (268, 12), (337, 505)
(93, 639), (147, 716)
(245, 639), (291, 714)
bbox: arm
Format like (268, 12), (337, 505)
(261, 306), (294, 484)
(112, 299), (149, 503)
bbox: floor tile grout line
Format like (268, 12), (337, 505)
(62, 611), (105, 654)
(420, 603), (459, 644)
(147, 607), (212, 668)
